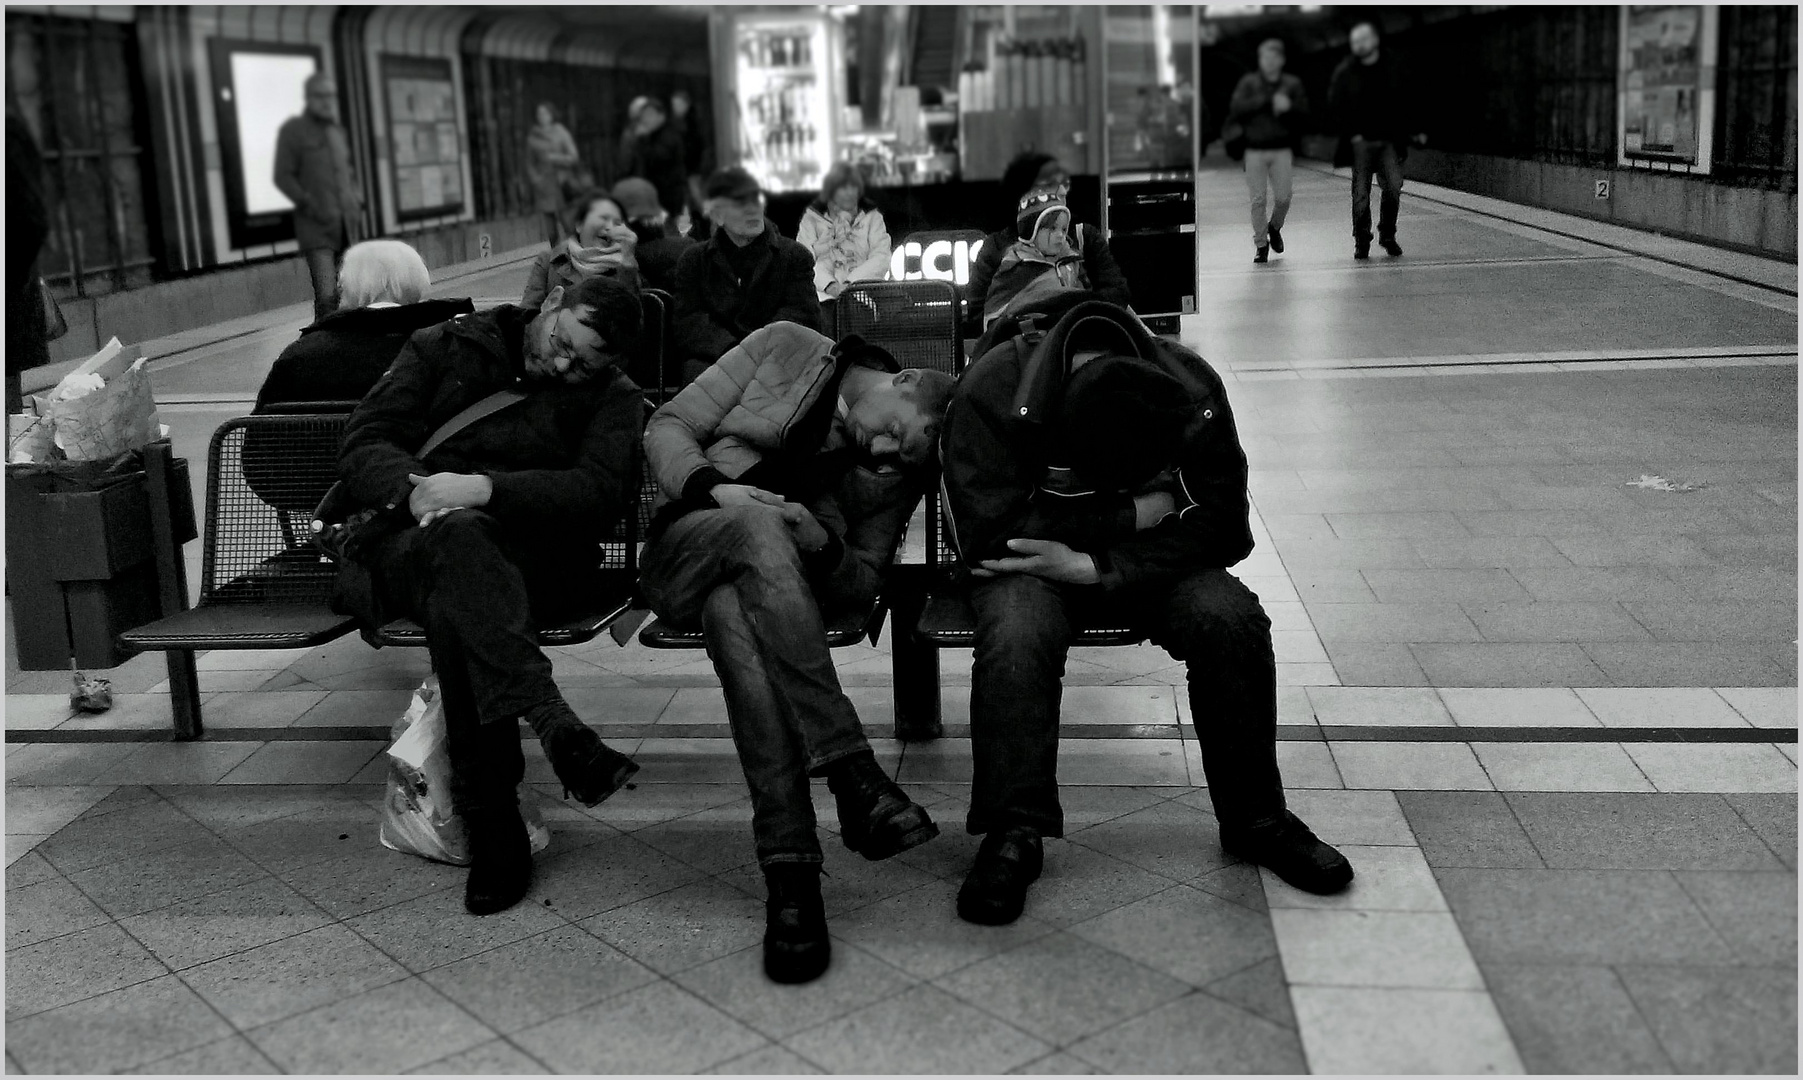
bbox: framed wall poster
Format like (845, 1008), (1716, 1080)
(382, 54), (466, 219)
(1617, 5), (1718, 173)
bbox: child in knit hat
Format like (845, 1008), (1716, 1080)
(978, 188), (1093, 328)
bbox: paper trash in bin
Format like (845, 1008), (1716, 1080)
(33, 338), (164, 462)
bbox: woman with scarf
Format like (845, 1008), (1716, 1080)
(521, 190), (641, 308)
(795, 163), (891, 330)
(525, 103), (581, 246)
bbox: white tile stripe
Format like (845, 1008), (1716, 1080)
(1258, 791), (1526, 1073)
(1245, 501), (1341, 688)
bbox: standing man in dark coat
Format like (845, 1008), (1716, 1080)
(275, 72), (365, 321)
(625, 98), (692, 220)
(335, 274), (645, 916)
(1328, 22), (1424, 260)
(939, 294), (1354, 927)
(6, 112), (51, 414)
(670, 166), (822, 388)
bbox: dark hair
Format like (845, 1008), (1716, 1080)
(560, 274), (642, 352)
(564, 190), (625, 234)
(820, 161), (866, 205)
(536, 100), (556, 117)
(1001, 152), (1061, 208)
(905, 368), (957, 419)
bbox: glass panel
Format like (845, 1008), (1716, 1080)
(1104, 5), (1195, 177)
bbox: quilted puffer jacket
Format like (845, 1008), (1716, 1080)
(642, 320), (927, 608)
(796, 199), (893, 302)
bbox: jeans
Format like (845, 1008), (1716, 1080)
(1243, 148), (1294, 248)
(966, 569), (1286, 838)
(1349, 139), (1404, 244)
(303, 247), (344, 324)
(640, 505), (875, 866)
(370, 510), (599, 814)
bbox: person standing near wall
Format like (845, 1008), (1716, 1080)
(1227, 40), (1308, 264)
(274, 72), (365, 322)
(627, 98), (692, 220)
(6, 109), (51, 414)
(526, 102), (581, 247)
(1328, 22), (1424, 260)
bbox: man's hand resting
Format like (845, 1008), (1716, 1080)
(1134, 491), (1177, 530)
(711, 483), (788, 511)
(408, 472), (492, 522)
(974, 538), (1101, 585)
(777, 501), (830, 553)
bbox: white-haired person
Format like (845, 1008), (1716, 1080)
(253, 239), (472, 410)
(795, 162), (892, 330)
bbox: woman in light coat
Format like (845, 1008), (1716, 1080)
(795, 163), (892, 331)
(526, 102), (580, 245)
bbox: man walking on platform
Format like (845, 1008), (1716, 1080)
(1227, 39), (1308, 263)
(275, 72), (365, 321)
(1328, 22), (1424, 260)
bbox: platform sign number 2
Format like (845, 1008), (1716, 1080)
(479, 233), (493, 260)
(1594, 179), (1610, 200)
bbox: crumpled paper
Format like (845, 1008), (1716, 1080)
(25, 338), (164, 462)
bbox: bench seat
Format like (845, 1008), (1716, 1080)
(119, 603), (357, 652)
(639, 601), (887, 650)
(917, 593), (1145, 647)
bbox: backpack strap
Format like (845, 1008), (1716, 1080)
(418, 388), (528, 459)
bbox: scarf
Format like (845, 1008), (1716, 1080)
(564, 235), (635, 277)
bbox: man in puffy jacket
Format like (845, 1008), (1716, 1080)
(939, 294), (1354, 927)
(1226, 39), (1309, 262)
(336, 275), (645, 917)
(671, 166), (822, 388)
(639, 321), (955, 985)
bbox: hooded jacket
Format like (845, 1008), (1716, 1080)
(796, 198), (893, 302)
(941, 296), (1253, 593)
(643, 321), (926, 608)
(671, 218), (823, 366)
(337, 304), (645, 552)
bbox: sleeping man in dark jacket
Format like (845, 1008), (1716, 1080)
(336, 275), (646, 917)
(939, 293), (1353, 927)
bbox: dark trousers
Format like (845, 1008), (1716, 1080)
(640, 506), (874, 866)
(304, 247), (345, 324)
(370, 510), (598, 814)
(966, 569), (1286, 838)
(1349, 139), (1404, 244)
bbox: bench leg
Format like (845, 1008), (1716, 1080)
(167, 649), (203, 740)
(887, 575), (942, 742)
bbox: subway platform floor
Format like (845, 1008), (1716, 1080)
(5, 161), (1796, 1073)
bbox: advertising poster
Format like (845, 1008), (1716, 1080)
(383, 55), (465, 218)
(1621, 5), (1703, 163)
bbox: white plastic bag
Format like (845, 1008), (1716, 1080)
(379, 676), (550, 865)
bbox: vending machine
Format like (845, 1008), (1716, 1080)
(716, 9), (844, 195)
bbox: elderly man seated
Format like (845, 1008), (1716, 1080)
(333, 275), (646, 916)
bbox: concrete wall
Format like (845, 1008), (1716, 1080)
(48, 214), (544, 364)
(1296, 136), (1797, 262)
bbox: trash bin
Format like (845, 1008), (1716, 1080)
(5, 441), (195, 670)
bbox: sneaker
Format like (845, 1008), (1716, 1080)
(464, 804), (533, 915)
(763, 864), (831, 984)
(1253, 245), (1269, 264)
(1379, 238), (1403, 257)
(956, 825), (1043, 925)
(1221, 811), (1354, 895)
(1267, 225), (1284, 253)
(827, 752), (939, 861)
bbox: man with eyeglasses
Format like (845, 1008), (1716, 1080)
(334, 275), (647, 917)
(670, 165), (823, 388)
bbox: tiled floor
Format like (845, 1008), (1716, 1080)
(7, 161), (1798, 1073)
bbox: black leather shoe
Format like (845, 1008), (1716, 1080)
(1379, 238), (1403, 257)
(1253, 245), (1269, 264)
(763, 864), (831, 984)
(1267, 225), (1284, 253)
(1221, 811), (1354, 895)
(827, 754), (939, 861)
(541, 722), (639, 808)
(1354, 243), (1371, 260)
(957, 826), (1043, 926)
(464, 805), (533, 916)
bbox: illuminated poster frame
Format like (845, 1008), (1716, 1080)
(1617, 5), (1718, 174)
(208, 39), (324, 250)
(381, 54), (466, 221)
